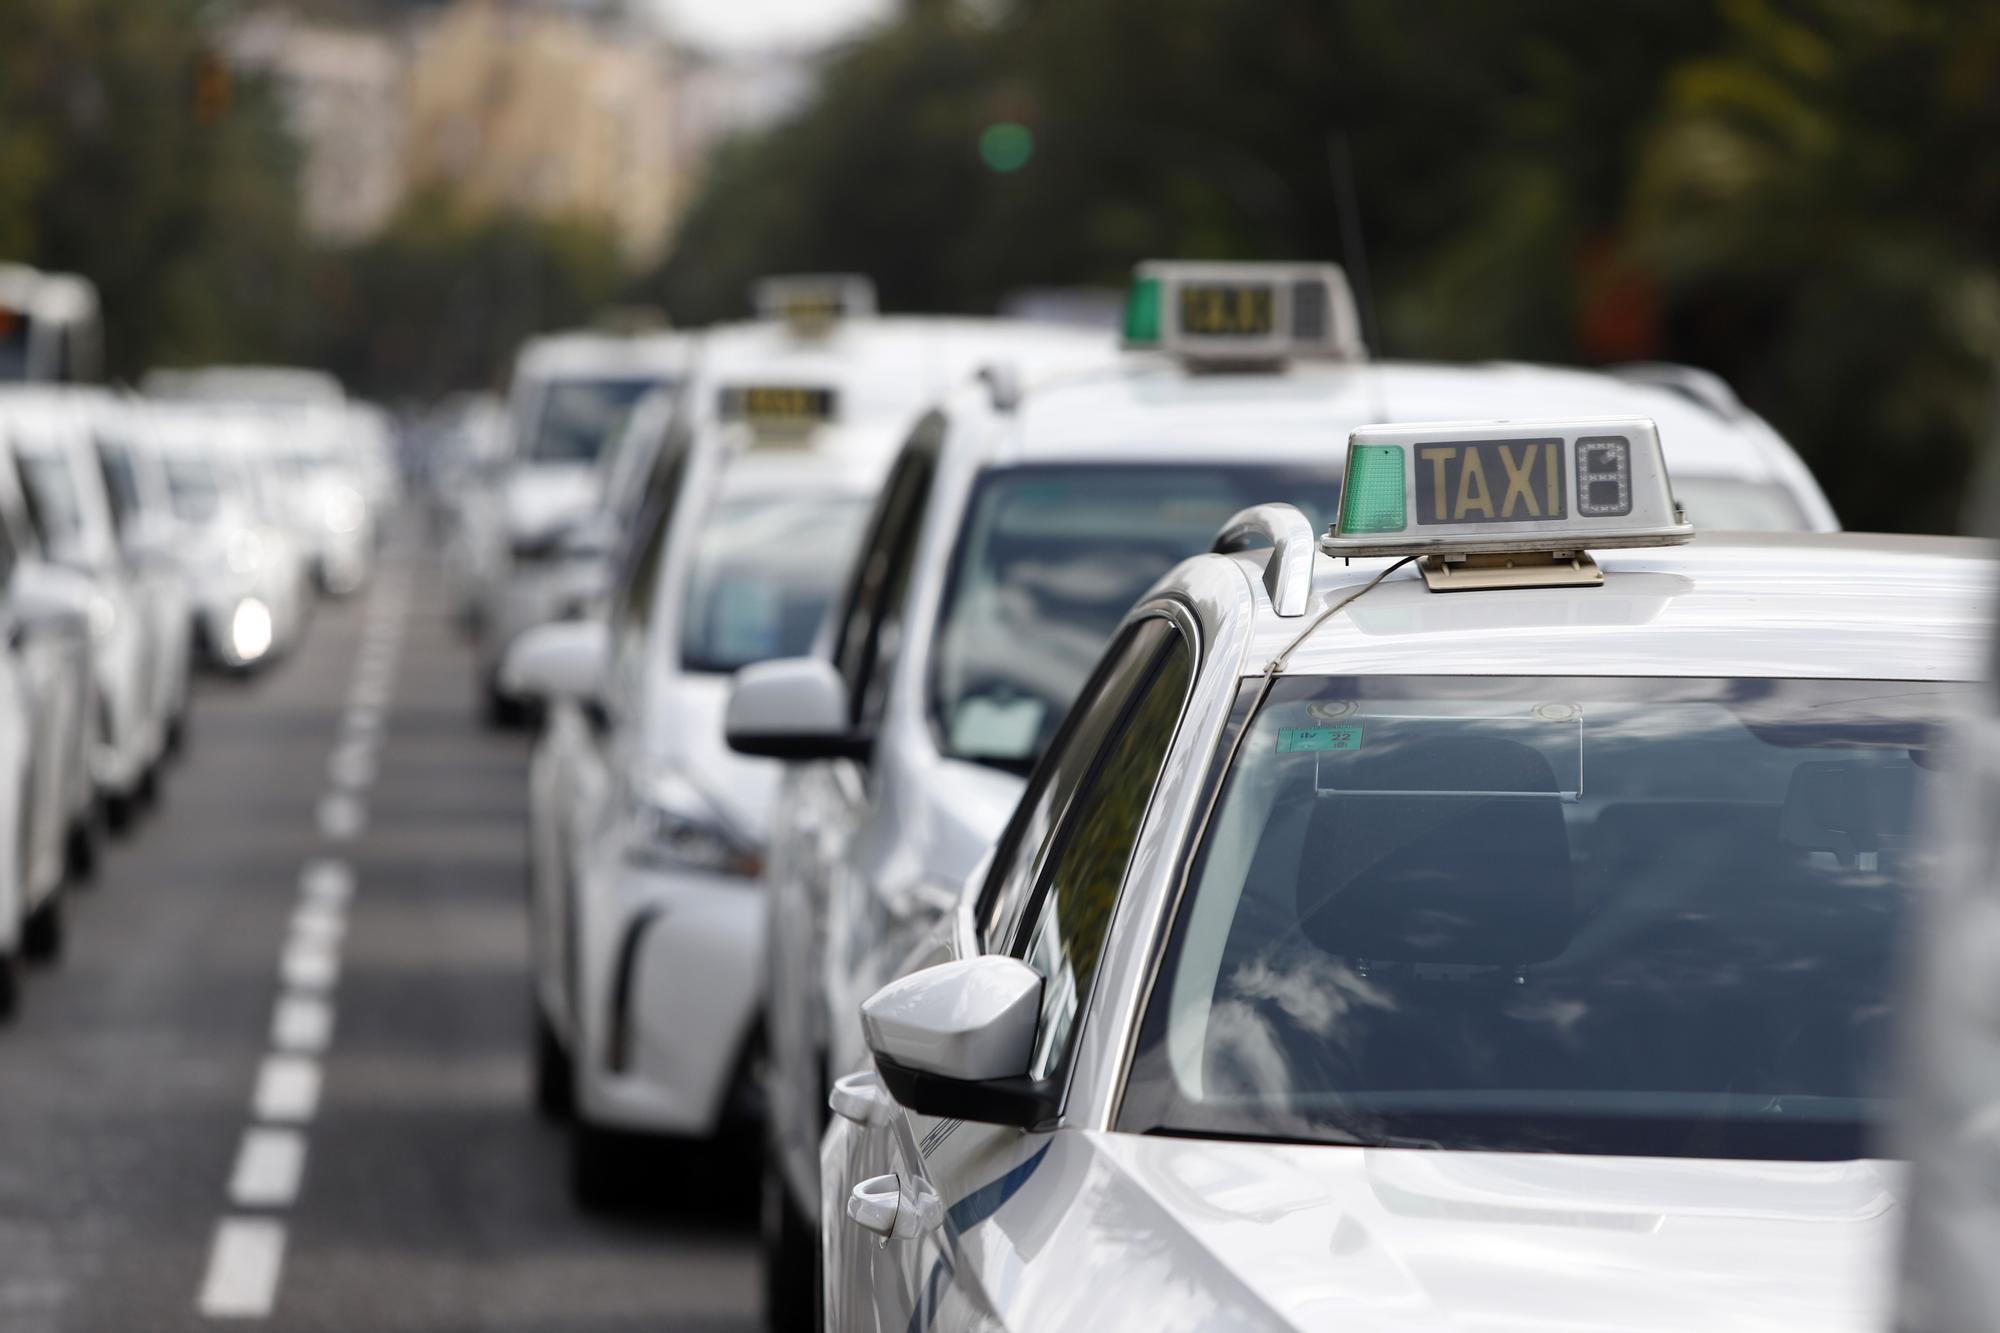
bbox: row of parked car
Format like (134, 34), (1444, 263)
(0, 368), (397, 1015)
(432, 267), (1855, 1328)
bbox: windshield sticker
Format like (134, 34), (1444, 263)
(1279, 725), (1362, 753)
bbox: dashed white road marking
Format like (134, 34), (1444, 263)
(200, 571), (407, 1321)
(279, 938), (340, 992)
(270, 994), (334, 1054)
(228, 1129), (307, 1208)
(252, 1055), (322, 1125)
(316, 793), (365, 841)
(299, 859), (353, 907)
(197, 1218), (287, 1318)
(327, 742), (377, 791)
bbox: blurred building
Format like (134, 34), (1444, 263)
(404, 1), (684, 265)
(226, 0), (819, 263)
(228, 12), (407, 243)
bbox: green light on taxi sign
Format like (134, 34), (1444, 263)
(1338, 444), (1406, 535)
(1123, 277), (1163, 346)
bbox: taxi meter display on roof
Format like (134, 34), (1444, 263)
(750, 273), (877, 335)
(717, 384), (838, 429)
(1324, 416), (1694, 559)
(1122, 260), (1365, 362)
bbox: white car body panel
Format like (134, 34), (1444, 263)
(821, 533), (1986, 1333)
(766, 352), (1846, 1230)
(528, 317), (1113, 1145)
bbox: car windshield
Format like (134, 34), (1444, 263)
(17, 450), (85, 555)
(525, 377), (665, 464)
(164, 456), (224, 523)
(1674, 477), (1811, 531)
(95, 438), (142, 534)
(679, 489), (871, 674)
(1118, 674), (1964, 1162)
(930, 464), (1339, 768)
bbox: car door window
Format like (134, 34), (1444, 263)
(1010, 628), (1192, 1081)
(975, 617), (1182, 951)
(831, 414), (942, 732)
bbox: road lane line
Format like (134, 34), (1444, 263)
(327, 741), (377, 791)
(316, 793), (365, 841)
(279, 938), (340, 992)
(270, 994), (334, 1054)
(197, 1219), (287, 1318)
(252, 1056), (321, 1123)
(228, 1129), (307, 1208)
(199, 570), (408, 1321)
(299, 859), (352, 906)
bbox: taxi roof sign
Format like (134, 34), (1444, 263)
(752, 273), (877, 335)
(1122, 261), (1365, 364)
(1321, 417), (1693, 571)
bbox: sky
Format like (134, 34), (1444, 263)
(646, 0), (896, 52)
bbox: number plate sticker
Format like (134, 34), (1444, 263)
(1413, 437), (1567, 526)
(1178, 283), (1275, 337)
(1278, 725), (1363, 753)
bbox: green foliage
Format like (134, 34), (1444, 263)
(652, 0), (1999, 532)
(303, 189), (627, 402)
(0, 0), (312, 379)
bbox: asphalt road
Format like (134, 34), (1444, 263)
(0, 532), (760, 1332)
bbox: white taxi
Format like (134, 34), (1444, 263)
(723, 261), (1842, 1322)
(150, 406), (314, 670)
(504, 287), (1111, 1210)
(476, 329), (694, 722)
(819, 417), (1979, 1332)
(2, 388), (167, 823)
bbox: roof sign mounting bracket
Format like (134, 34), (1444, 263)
(1419, 550), (1603, 593)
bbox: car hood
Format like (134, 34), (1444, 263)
(503, 464), (598, 541)
(1004, 1134), (1898, 1332)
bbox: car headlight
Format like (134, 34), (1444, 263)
(323, 486), (366, 536)
(624, 770), (763, 878)
(226, 528), (264, 574)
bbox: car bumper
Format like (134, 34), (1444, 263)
(574, 856), (766, 1138)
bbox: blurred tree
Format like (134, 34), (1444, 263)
(1621, 0), (2000, 532)
(305, 187), (626, 402)
(651, 0), (1999, 531)
(0, 0), (313, 379)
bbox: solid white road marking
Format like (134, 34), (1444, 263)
(196, 1218), (287, 1318)
(228, 1128), (307, 1208)
(270, 994), (334, 1054)
(252, 1056), (322, 1123)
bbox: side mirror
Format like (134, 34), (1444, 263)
(724, 656), (871, 762)
(557, 513), (618, 562)
(502, 619), (609, 705)
(861, 956), (1059, 1129)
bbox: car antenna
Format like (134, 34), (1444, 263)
(1326, 129), (1388, 421)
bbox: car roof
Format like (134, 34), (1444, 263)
(1224, 531), (1991, 681)
(685, 316), (1112, 427)
(978, 356), (1827, 510)
(512, 330), (696, 380)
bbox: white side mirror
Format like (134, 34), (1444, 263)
(501, 619), (609, 703)
(863, 955), (1041, 1082)
(724, 656), (867, 761)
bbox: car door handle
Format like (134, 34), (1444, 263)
(846, 1173), (943, 1241)
(828, 1070), (888, 1126)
